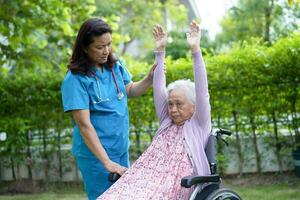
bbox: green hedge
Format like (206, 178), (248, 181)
(0, 34), (299, 179)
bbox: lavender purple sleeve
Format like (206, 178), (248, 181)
(192, 51), (212, 133)
(153, 51), (169, 123)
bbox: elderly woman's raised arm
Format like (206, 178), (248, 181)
(187, 21), (211, 133)
(152, 25), (169, 123)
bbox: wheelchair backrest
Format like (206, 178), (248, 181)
(205, 134), (217, 174)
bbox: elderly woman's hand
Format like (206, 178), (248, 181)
(153, 25), (168, 51)
(186, 20), (201, 53)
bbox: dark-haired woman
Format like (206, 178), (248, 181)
(61, 18), (153, 200)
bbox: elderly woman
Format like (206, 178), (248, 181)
(97, 21), (211, 200)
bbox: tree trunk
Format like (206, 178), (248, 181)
(16, 163), (20, 180)
(148, 120), (154, 142)
(249, 116), (261, 173)
(134, 129), (141, 156)
(26, 131), (33, 180)
(42, 129), (49, 183)
(233, 110), (243, 176)
(291, 85), (299, 148)
(132, 111), (141, 158)
(56, 112), (64, 181)
(57, 131), (63, 180)
(160, 0), (168, 27)
(121, 40), (133, 55)
(216, 115), (226, 174)
(75, 159), (79, 182)
(264, 0), (274, 43)
(0, 162), (2, 180)
(271, 110), (283, 173)
(10, 157), (16, 181)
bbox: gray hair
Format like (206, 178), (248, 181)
(166, 79), (195, 105)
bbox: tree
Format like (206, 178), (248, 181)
(94, 0), (188, 58)
(214, 0), (299, 50)
(0, 0), (96, 73)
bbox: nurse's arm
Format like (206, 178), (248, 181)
(126, 63), (156, 97)
(72, 109), (127, 175)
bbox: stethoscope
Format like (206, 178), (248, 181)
(92, 68), (124, 104)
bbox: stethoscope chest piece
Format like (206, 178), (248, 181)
(111, 69), (124, 101)
(117, 92), (124, 100)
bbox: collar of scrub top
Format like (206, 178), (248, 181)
(91, 65), (124, 104)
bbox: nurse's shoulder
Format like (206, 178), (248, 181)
(114, 59), (126, 72)
(61, 70), (91, 112)
(114, 59), (132, 85)
(62, 70), (90, 88)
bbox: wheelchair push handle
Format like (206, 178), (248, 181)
(215, 128), (232, 136)
(214, 128), (232, 146)
(108, 172), (121, 182)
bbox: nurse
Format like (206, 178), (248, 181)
(61, 18), (154, 200)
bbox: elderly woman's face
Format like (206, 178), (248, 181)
(168, 89), (195, 125)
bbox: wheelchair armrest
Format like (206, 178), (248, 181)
(181, 174), (221, 188)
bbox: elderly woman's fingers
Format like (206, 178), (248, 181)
(190, 21), (200, 33)
(153, 24), (165, 39)
(157, 25), (164, 33)
(153, 26), (158, 37)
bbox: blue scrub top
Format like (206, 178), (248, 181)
(61, 61), (132, 158)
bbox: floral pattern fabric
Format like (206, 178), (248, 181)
(97, 124), (194, 200)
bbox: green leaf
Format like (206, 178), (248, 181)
(61, 21), (73, 36)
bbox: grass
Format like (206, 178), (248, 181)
(0, 192), (85, 200)
(0, 173), (299, 200)
(223, 172), (300, 200)
(0, 181), (86, 200)
(232, 183), (300, 200)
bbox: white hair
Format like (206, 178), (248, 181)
(166, 79), (195, 105)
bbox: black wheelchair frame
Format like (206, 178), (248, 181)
(180, 128), (242, 200)
(108, 128), (242, 200)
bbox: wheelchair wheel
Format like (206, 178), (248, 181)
(205, 188), (242, 200)
(191, 183), (219, 200)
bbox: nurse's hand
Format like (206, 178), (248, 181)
(146, 63), (157, 83)
(104, 160), (128, 176)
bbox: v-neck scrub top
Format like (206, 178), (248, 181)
(61, 61), (132, 158)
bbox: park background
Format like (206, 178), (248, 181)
(0, 0), (299, 199)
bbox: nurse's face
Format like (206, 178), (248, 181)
(168, 89), (195, 126)
(85, 33), (112, 65)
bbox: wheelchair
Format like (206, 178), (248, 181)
(109, 128), (242, 200)
(180, 128), (242, 200)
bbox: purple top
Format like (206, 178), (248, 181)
(153, 51), (211, 175)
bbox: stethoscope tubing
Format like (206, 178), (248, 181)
(93, 67), (124, 103)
